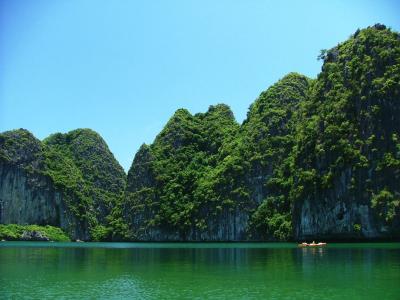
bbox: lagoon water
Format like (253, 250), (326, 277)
(0, 242), (399, 299)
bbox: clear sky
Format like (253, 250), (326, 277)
(1, 0), (399, 171)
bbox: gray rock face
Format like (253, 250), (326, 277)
(132, 207), (250, 241)
(0, 163), (90, 240)
(0, 165), (58, 225)
(21, 230), (49, 241)
(293, 167), (392, 240)
(0, 128), (126, 241)
(295, 198), (384, 240)
(197, 207), (250, 241)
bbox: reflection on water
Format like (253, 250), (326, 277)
(0, 243), (399, 299)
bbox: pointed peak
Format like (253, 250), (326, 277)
(279, 72), (310, 83)
(0, 128), (38, 141)
(257, 72), (311, 102)
(172, 108), (192, 118)
(0, 128), (42, 167)
(44, 128), (106, 147)
(206, 104), (234, 116)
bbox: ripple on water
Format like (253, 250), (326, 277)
(0, 243), (399, 299)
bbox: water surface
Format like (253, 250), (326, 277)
(1, 242), (399, 299)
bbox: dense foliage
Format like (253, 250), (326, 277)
(125, 105), (240, 238)
(0, 128), (126, 241)
(125, 24), (400, 240)
(42, 129), (127, 240)
(242, 73), (311, 240)
(0, 224), (70, 241)
(290, 24), (400, 234)
(0, 129), (43, 170)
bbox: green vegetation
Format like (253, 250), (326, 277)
(353, 223), (361, 233)
(372, 189), (400, 224)
(0, 129), (43, 170)
(42, 129), (126, 240)
(0, 224), (70, 242)
(125, 104), (240, 238)
(240, 73), (311, 240)
(0, 128), (126, 241)
(289, 24), (400, 233)
(125, 24), (400, 240)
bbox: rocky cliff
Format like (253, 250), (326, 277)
(292, 24), (400, 240)
(0, 129), (126, 240)
(124, 24), (400, 241)
(124, 104), (245, 240)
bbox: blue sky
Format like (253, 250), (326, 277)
(1, 0), (399, 171)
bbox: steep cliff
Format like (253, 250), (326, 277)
(124, 74), (311, 241)
(124, 104), (243, 240)
(241, 73), (311, 240)
(124, 24), (400, 241)
(43, 129), (126, 240)
(292, 24), (400, 240)
(0, 128), (126, 240)
(0, 129), (83, 238)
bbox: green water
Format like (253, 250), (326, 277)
(0, 243), (399, 299)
